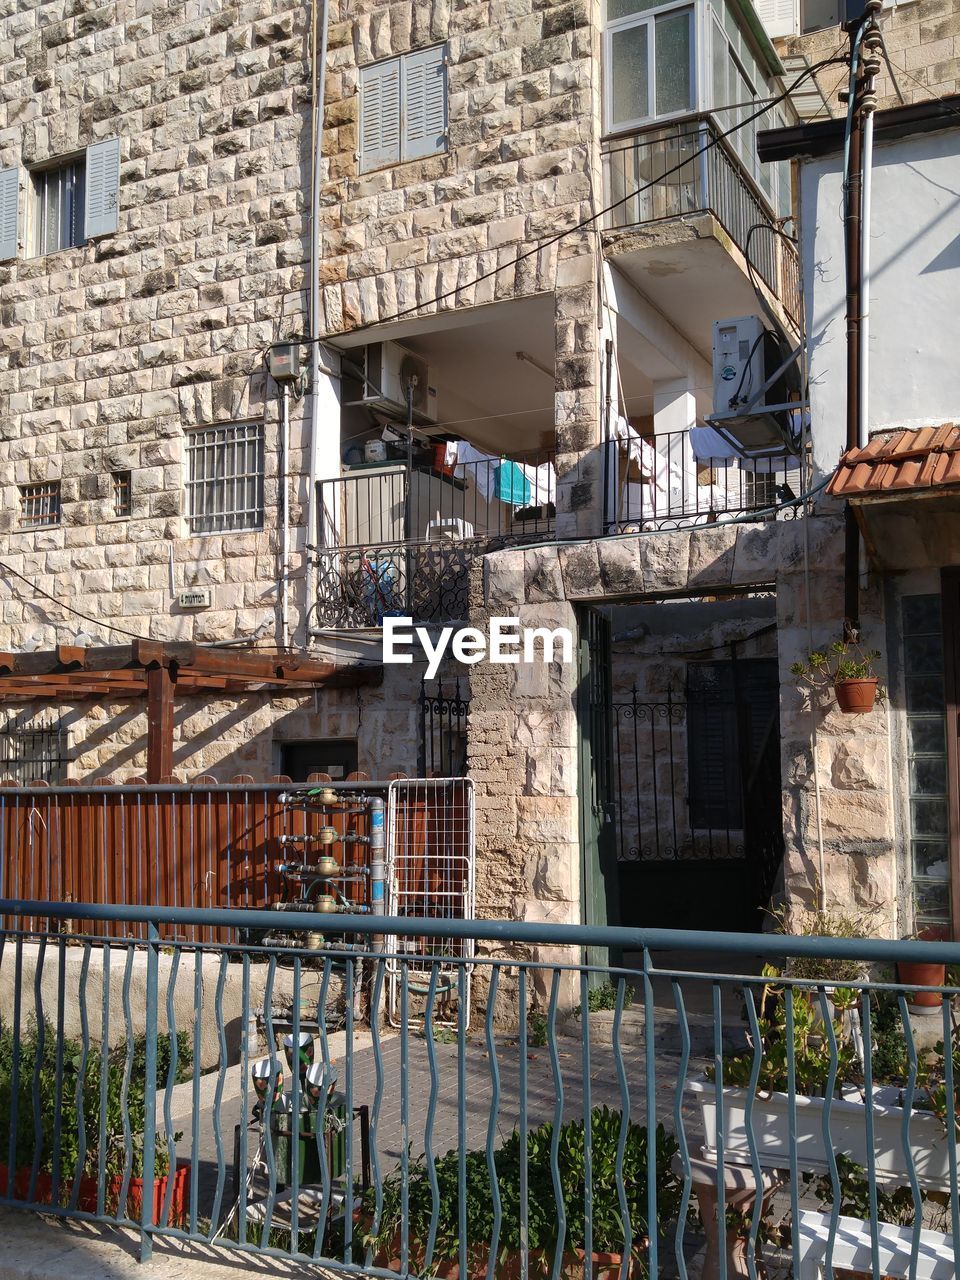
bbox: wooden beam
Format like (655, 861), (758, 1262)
(146, 664), (175, 784)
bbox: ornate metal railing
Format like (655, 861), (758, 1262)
(603, 115), (802, 328)
(1, 901), (959, 1279)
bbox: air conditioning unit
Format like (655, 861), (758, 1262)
(709, 315), (800, 457)
(362, 342), (438, 422)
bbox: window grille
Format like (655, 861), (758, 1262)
(33, 161), (85, 255)
(0, 718), (69, 784)
(19, 481), (61, 529)
(745, 471), (779, 511)
(185, 423), (264, 535)
(112, 470), (132, 518)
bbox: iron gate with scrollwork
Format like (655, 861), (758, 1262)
(613, 661), (784, 930)
(418, 678), (470, 778)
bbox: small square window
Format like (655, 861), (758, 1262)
(112, 470), (132, 518)
(32, 160), (85, 256)
(19, 482), (61, 529)
(186, 423), (264, 535)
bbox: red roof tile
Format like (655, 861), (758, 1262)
(827, 423), (960, 498)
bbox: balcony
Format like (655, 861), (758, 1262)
(311, 450), (556, 630)
(602, 115), (801, 339)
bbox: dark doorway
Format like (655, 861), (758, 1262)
(279, 739), (359, 782)
(615, 658), (784, 931)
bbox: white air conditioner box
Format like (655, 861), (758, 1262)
(709, 316), (799, 457)
(362, 342), (438, 422)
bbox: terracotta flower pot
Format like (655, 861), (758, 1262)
(834, 678), (878, 713)
(0, 1161), (190, 1225)
(834, 675), (880, 716)
(898, 927), (949, 1015)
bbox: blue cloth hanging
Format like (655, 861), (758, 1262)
(493, 459), (532, 506)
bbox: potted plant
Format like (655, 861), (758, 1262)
(0, 1023), (192, 1225)
(791, 640), (882, 713)
(897, 924), (951, 1015)
(361, 1107), (685, 1279)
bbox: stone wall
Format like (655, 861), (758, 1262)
(48, 662), (426, 781)
(776, 0), (960, 116)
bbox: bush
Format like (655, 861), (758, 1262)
(0, 1022), (192, 1184)
(363, 1107), (683, 1272)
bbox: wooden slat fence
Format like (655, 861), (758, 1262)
(0, 775), (389, 943)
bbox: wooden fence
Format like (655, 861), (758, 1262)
(0, 776), (389, 942)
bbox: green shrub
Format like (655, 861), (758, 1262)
(363, 1107), (683, 1271)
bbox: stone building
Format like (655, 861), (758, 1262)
(0, 0), (954, 942)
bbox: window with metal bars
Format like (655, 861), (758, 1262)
(185, 423), (264, 535)
(112, 470), (131, 518)
(32, 160), (85, 255)
(19, 481), (61, 529)
(0, 718), (69, 784)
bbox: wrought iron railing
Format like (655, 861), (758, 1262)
(1, 901), (959, 1279)
(313, 450), (555, 628)
(604, 427), (804, 534)
(603, 115), (802, 328)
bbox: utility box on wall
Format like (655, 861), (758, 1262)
(710, 315), (798, 457)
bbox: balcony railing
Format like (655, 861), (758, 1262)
(603, 428), (804, 534)
(603, 115), (802, 328)
(2, 899), (960, 1280)
(313, 451), (555, 628)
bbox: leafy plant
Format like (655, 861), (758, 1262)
(574, 982), (635, 1017)
(528, 1011), (548, 1048)
(362, 1108), (685, 1273)
(804, 1153), (935, 1227)
(0, 1021), (192, 1190)
(767, 896), (877, 986)
(790, 639), (882, 689)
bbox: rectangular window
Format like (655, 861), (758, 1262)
(902, 593), (950, 929)
(605, 2), (694, 132)
(0, 718), (68, 785)
(112, 470), (132, 518)
(186, 422), (264, 535)
(19, 481), (61, 529)
(32, 161), (85, 256)
(359, 46), (447, 173)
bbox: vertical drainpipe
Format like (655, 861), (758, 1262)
(279, 381), (291, 650)
(304, 0), (331, 647)
(843, 22), (865, 638)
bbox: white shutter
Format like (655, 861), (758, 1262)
(84, 136), (120, 239)
(359, 58), (401, 172)
(0, 166), (19, 262)
(752, 0), (798, 37)
(402, 45), (447, 162)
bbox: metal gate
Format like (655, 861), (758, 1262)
(384, 778), (476, 1027)
(417, 678), (469, 778)
(613, 660), (784, 930)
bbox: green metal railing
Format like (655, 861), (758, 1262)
(0, 900), (958, 1279)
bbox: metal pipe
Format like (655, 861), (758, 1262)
(843, 22), (866, 634)
(304, 0), (332, 646)
(10, 897), (960, 965)
(279, 382), (290, 651)
(859, 14), (883, 446)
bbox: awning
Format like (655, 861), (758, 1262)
(827, 423), (960, 500)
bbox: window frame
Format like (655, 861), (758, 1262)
(112, 470), (132, 519)
(185, 421), (265, 537)
(603, 0), (698, 136)
(358, 44), (449, 175)
(29, 156), (86, 258)
(18, 481), (62, 530)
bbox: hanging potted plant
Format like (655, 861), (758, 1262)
(791, 640), (882, 713)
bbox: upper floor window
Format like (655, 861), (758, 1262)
(33, 160), (85, 256)
(604, 0), (695, 133)
(359, 45), (448, 173)
(0, 137), (120, 263)
(186, 422), (264, 536)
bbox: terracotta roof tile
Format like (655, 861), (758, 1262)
(827, 423), (960, 498)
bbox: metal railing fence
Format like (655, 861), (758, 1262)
(602, 115), (802, 329)
(0, 901), (959, 1278)
(603, 429), (804, 534)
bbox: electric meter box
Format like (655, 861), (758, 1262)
(710, 315), (797, 456)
